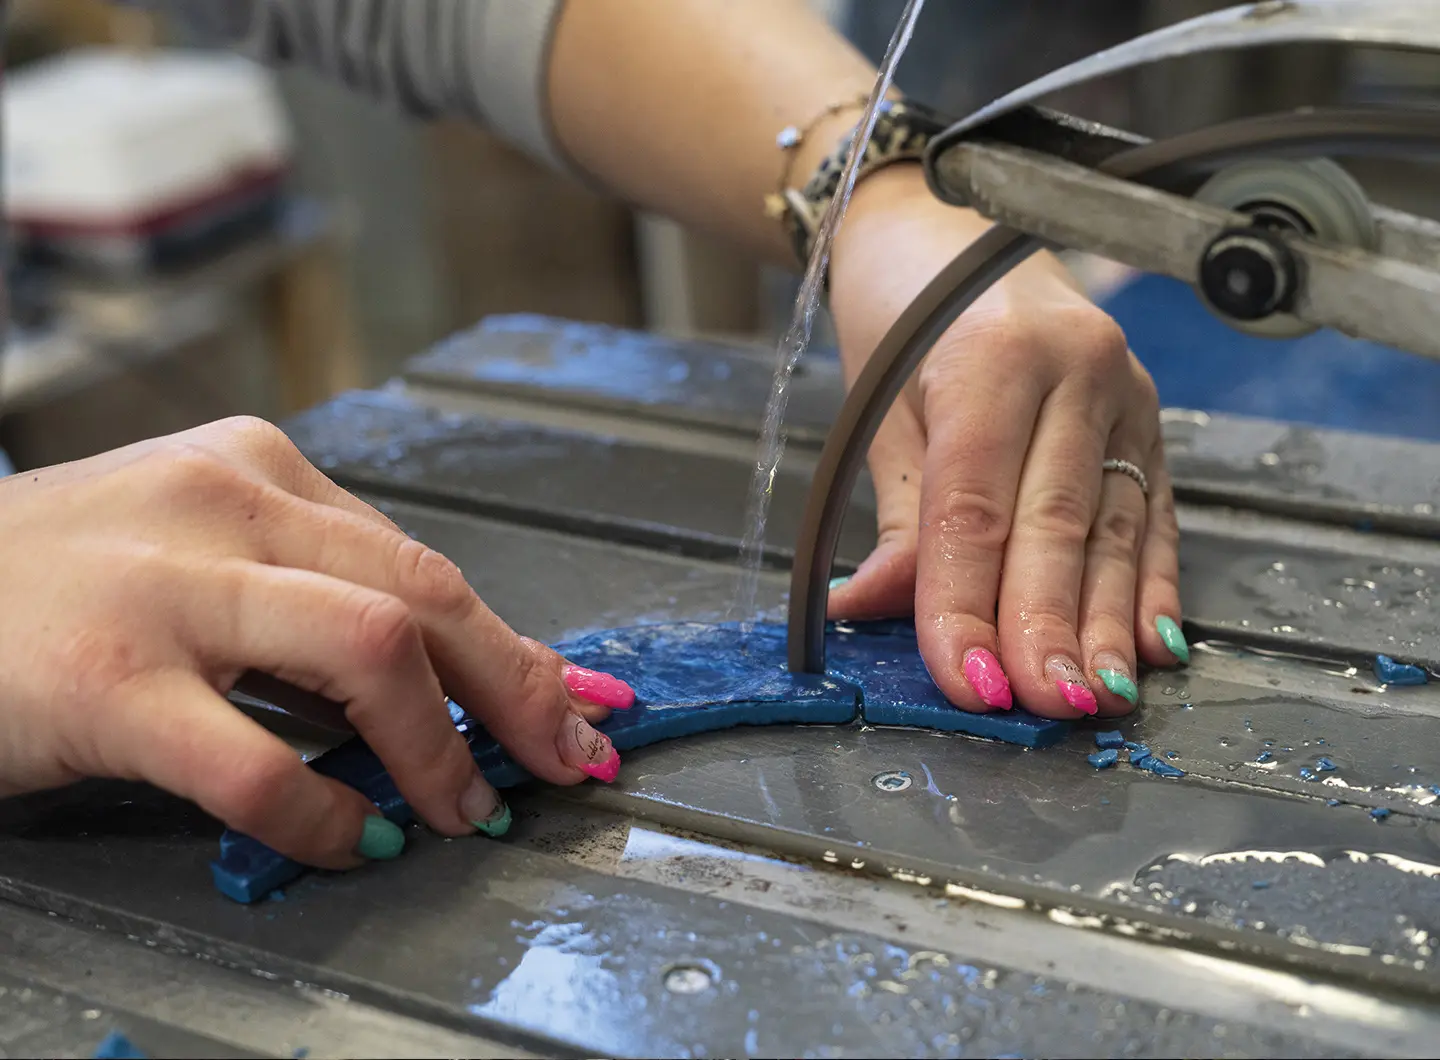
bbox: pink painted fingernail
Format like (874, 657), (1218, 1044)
(1045, 655), (1098, 715)
(558, 713), (621, 783)
(962, 648), (1012, 709)
(563, 665), (636, 709)
(582, 750), (621, 784)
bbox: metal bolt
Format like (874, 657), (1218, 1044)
(663, 962), (717, 994)
(873, 770), (913, 792)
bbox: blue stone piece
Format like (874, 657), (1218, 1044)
(1327, 799), (1342, 807)
(827, 623), (1070, 748)
(1141, 758), (1186, 779)
(1252, 880), (1271, 890)
(1299, 767), (1317, 781)
(1095, 730), (1125, 750)
(213, 620), (1070, 903)
(93, 1032), (147, 1060)
(1127, 744), (1153, 765)
(1316, 757), (1337, 772)
(1371, 807), (1392, 821)
(1374, 654), (1428, 686)
(1255, 751), (1273, 763)
(1088, 748), (1119, 769)
(1165, 751), (1180, 760)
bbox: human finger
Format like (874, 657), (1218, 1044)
(997, 390), (1119, 719)
(101, 669), (400, 870)
(912, 336), (1049, 711)
(1078, 442), (1153, 716)
(827, 398), (924, 621)
(1135, 438), (1187, 668)
(194, 561), (505, 836)
(250, 497), (630, 785)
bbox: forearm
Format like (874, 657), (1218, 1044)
(547, 0), (893, 267)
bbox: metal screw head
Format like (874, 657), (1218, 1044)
(663, 962), (717, 994)
(873, 770), (913, 792)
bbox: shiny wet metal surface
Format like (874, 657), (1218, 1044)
(4, 315), (1440, 1057)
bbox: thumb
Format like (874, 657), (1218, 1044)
(827, 402), (923, 621)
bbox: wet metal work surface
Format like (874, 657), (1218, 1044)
(5, 315), (1440, 1057)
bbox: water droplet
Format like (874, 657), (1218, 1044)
(664, 962), (717, 994)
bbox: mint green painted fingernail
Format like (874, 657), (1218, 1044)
(473, 801), (512, 838)
(357, 815), (405, 860)
(828, 576), (850, 591)
(1156, 616), (1190, 663)
(1097, 668), (1139, 705)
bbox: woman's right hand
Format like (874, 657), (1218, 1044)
(0, 417), (633, 867)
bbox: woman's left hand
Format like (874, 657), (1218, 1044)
(824, 163), (1186, 720)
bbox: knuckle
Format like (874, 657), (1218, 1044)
(1061, 308), (1130, 377)
(210, 751), (299, 835)
(931, 487), (1012, 553)
(397, 539), (475, 618)
(509, 637), (564, 709)
(344, 592), (420, 669)
(141, 444), (265, 513)
(221, 415), (296, 460)
(1027, 484), (1095, 547)
(1092, 504), (1145, 557)
(1132, 365), (1161, 412)
(155, 444), (237, 488)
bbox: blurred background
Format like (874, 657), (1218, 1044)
(3, 0), (1438, 470)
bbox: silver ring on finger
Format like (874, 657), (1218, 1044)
(1102, 458), (1149, 497)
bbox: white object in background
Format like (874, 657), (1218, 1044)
(4, 48), (292, 233)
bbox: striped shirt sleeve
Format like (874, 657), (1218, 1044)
(170, 1), (568, 171)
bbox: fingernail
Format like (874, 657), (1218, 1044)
(1093, 654), (1139, 705)
(1155, 616), (1190, 664)
(563, 665), (636, 709)
(475, 801), (512, 838)
(1045, 655), (1098, 715)
(356, 815), (405, 860)
(559, 713), (621, 783)
(828, 575), (851, 591)
(459, 775), (510, 836)
(962, 648), (1012, 709)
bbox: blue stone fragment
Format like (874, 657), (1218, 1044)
(1141, 758), (1185, 778)
(1299, 767), (1317, 781)
(1327, 799), (1342, 807)
(827, 623), (1071, 748)
(93, 1032), (147, 1060)
(1316, 757), (1337, 772)
(1165, 751), (1180, 760)
(212, 620), (1071, 903)
(1252, 880), (1271, 890)
(1095, 730), (1125, 749)
(1255, 751), (1273, 763)
(1088, 748), (1119, 769)
(1371, 807), (1392, 821)
(1127, 744), (1152, 765)
(1374, 654), (1428, 686)
(1123, 740), (1143, 751)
